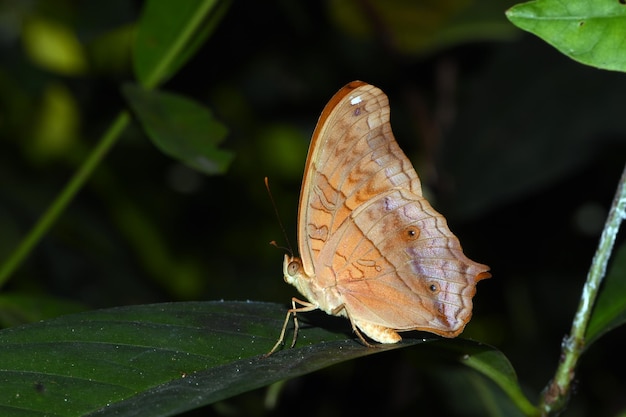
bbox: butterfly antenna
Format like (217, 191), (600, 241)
(264, 177), (294, 256)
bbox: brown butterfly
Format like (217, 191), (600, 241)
(268, 81), (490, 354)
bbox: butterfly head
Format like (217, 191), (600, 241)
(282, 254), (323, 309)
(282, 254), (303, 285)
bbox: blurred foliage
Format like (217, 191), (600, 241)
(123, 84), (234, 175)
(0, 0), (625, 416)
(329, 0), (518, 54)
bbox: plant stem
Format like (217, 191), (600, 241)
(140, 0), (218, 89)
(540, 162), (626, 415)
(0, 112), (130, 286)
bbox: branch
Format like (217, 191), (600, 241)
(540, 162), (626, 415)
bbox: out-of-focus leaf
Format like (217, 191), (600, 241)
(22, 16), (87, 75)
(30, 83), (80, 162)
(123, 84), (233, 175)
(134, 0), (230, 88)
(506, 0), (626, 72)
(328, 0), (517, 56)
(257, 123), (309, 178)
(87, 24), (134, 76)
(586, 243), (626, 346)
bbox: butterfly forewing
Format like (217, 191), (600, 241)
(299, 82), (422, 274)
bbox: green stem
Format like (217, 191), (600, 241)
(540, 162), (626, 415)
(0, 112), (130, 286)
(140, 1), (217, 89)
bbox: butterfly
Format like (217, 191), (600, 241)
(268, 81), (490, 354)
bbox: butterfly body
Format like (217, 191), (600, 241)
(274, 81), (490, 352)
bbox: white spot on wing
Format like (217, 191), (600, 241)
(350, 95), (362, 105)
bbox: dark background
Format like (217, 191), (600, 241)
(0, 1), (625, 416)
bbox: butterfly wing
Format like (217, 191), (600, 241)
(298, 81), (422, 276)
(338, 188), (491, 337)
(295, 80), (490, 339)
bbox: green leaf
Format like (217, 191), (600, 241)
(433, 368), (529, 417)
(0, 301), (423, 417)
(585, 243), (626, 346)
(123, 84), (233, 175)
(134, 0), (230, 88)
(0, 301), (520, 417)
(418, 339), (538, 416)
(461, 346), (538, 416)
(506, 0), (626, 72)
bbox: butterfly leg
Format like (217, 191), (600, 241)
(329, 305), (375, 348)
(351, 323), (375, 348)
(265, 297), (318, 356)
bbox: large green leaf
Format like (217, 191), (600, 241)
(506, 0), (626, 72)
(123, 84), (233, 175)
(134, 0), (230, 88)
(0, 301), (403, 417)
(0, 301), (518, 417)
(586, 243), (626, 346)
